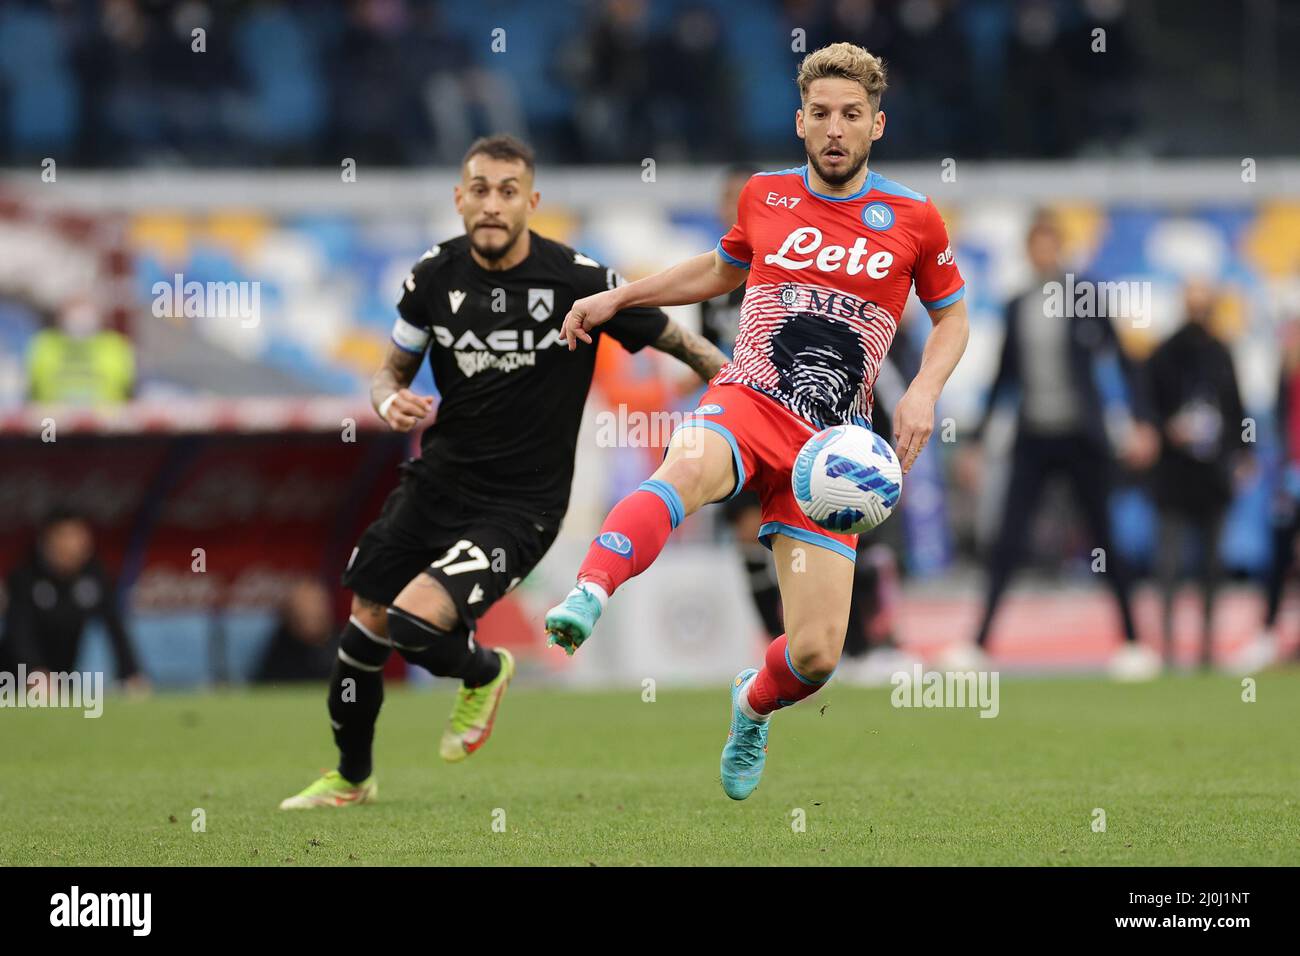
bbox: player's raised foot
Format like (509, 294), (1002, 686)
(720, 668), (770, 801)
(441, 648), (515, 762)
(543, 583), (604, 656)
(278, 770), (376, 810)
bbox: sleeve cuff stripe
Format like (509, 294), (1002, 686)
(714, 241), (751, 270)
(391, 336), (425, 354)
(921, 284), (966, 310)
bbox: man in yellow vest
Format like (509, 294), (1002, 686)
(27, 300), (134, 404)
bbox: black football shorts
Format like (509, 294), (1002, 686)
(342, 460), (558, 626)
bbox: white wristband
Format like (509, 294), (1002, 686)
(378, 392), (398, 422)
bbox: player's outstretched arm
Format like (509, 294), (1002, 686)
(562, 250), (747, 350)
(371, 341), (434, 432)
(894, 298), (970, 475)
(652, 320), (729, 383)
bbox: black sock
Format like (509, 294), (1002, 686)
(329, 619), (390, 784)
(742, 545), (784, 639)
(460, 639), (502, 688)
(387, 607), (501, 687)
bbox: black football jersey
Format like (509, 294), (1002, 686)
(391, 232), (668, 527)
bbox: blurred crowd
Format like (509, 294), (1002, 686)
(2, 0), (1292, 167)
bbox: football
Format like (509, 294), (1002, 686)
(792, 424), (903, 535)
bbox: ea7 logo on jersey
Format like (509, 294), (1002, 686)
(765, 227), (895, 278)
(765, 191), (802, 209)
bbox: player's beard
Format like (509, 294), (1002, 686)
(470, 222), (524, 262)
(807, 142), (871, 188)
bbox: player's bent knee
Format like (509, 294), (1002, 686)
(657, 434), (736, 511)
(391, 572), (459, 632)
(791, 649), (839, 682)
(385, 606), (449, 653)
(350, 595), (389, 638)
(788, 627), (846, 681)
(385, 606), (474, 677)
(657, 455), (706, 500)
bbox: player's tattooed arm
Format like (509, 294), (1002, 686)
(371, 341), (433, 432)
(652, 320), (728, 382)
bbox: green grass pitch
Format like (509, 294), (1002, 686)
(4, 669), (1299, 866)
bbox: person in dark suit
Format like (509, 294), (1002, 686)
(962, 211), (1159, 679)
(1146, 280), (1249, 669)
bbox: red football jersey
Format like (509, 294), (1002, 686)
(715, 165), (964, 428)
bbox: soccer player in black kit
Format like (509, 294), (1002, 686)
(281, 135), (726, 808)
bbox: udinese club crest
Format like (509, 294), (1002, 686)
(528, 288), (554, 321)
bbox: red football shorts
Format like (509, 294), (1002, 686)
(669, 382), (858, 562)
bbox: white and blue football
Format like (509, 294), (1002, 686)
(791, 424), (903, 535)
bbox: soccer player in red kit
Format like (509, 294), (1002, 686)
(545, 43), (970, 799)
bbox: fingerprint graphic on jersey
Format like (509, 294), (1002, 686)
(768, 312), (867, 427)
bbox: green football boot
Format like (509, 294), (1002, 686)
(279, 770), (377, 810)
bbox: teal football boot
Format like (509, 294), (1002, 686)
(544, 584), (604, 656)
(720, 668), (770, 800)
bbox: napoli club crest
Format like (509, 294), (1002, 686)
(861, 202), (895, 231)
(597, 531), (633, 556)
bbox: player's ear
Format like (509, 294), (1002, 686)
(871, 110), (886, 142)
(795, 108), (806, 140)
(453, 184), (464, 215)
(528, 190), (540, 214)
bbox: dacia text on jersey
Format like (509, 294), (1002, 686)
(431, 325), (567, 377)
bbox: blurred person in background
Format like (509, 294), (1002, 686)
(0, 507), (147, 691)
(26, 297), (135, 404)
(254, 578), (338, 684)
(960, 211), (1159, 680)
(567, 0), (656, 162)
(1242, 310), (1300, 672)
(1146, 280), (1249, 670)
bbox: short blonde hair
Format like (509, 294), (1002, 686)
(796, 43), (888, 111)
